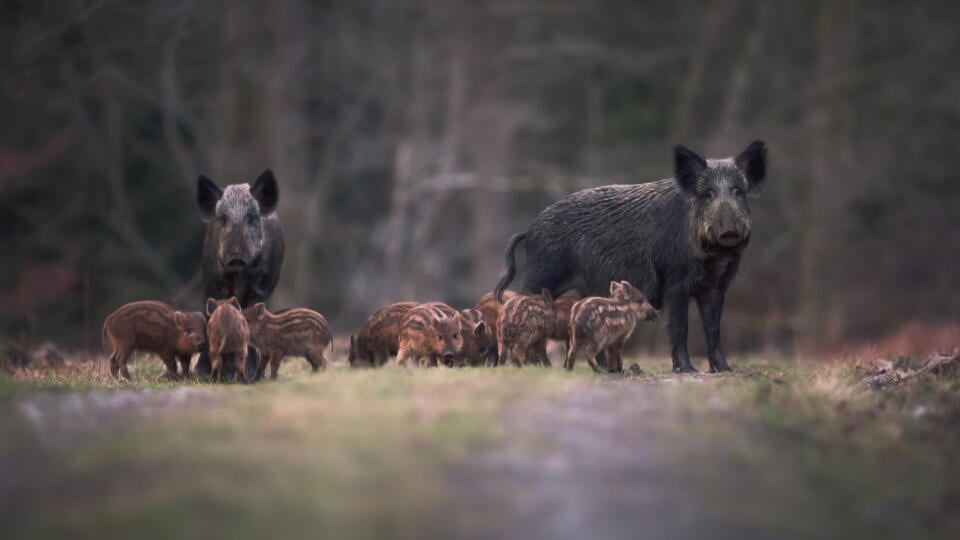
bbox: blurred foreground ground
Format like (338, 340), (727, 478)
(2, 353), (959, 540)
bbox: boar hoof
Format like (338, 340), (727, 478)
(673, 363), (698, 374)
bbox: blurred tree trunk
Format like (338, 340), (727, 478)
(262, 0), (310, 309)
(796, 0), (856, 353)
(212, 0), (239, 182)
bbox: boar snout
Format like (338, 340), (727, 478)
(716, 228), (743, 248)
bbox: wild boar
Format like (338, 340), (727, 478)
(565, 281), (659, 373)
(205, 297), (250, 382)
(196, 170), (285, 379)
(243, 303), (332, 380)
(102, 301), (206, 381)
(396, 304), (463, 368)
(349, 302), (418, 368)
(497, 289), (555, 367)
(496, 140), (767, 373)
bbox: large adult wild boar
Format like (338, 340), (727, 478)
(195, 170), (285, 377)
(495, 140), (767, 373)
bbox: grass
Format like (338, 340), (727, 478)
(2, 353), (959, 539)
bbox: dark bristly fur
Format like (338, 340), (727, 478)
(497, 289), (556, 367)
(205, 297), (250, 383)
(495, 140), (767, 373)
(396, 303), (463, 368)
(243, 303), (332, 381)
(195, 170), (285, 378)
(349, 302), (418, 368)
(102, 301), (206, 381)
(565, 281), (659, 373)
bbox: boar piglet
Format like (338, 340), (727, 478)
(497, 289), (555, 367)
(243, 303), (332, 381)
(474, 290), (517, 366)
(550, 289), (583, 351)
(565, 281), (659, 373)
(206, 297), (250, 382)
(349, 302), (418, 368)
(425, 303), (490, 367)
(102, 301), (206, 381)
(396, 304), (463, 368)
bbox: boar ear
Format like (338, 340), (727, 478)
(228, 296), (241, 310)
(197, 175), (223, 221)
(251, 169), (279, 215)
(736, 140), (767, 193)
(674, 145), (707, 193)
(540, 288), (553, 303)
(473, 320), (487, 338)
(205, 298), (218, 317)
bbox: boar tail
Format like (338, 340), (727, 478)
(495, 233), (526, 303)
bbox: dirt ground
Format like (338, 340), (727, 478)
(1, 355), (959, 539)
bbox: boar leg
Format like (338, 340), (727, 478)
(244, 347), (259, 382)
(665, 284), (696, 372)
(696, 290), (732, 372)
(108, 349), (121, 379)
(115, 347), (134, 381)
(195, 349), (212, 376)
(537, 339), (551, 367)
(178, 355), (192, 377)
(269, 350), (282, 380)
(304, 348), (323, 372)
(583, 344), (605, 373)
(158, 354), (181, 381)
(253, 351), (270, 381)
(564, 339), (578, 370)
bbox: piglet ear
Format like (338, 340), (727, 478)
(251, 169), (279, 214)
(473, 320), (487, 338)
(205, 298), (218, 317)
(253, 303), (266, 320)
(609, 281), (623, 296)
(674, 144), (707, 193)
(228, 296), (241, 311)
(736, 140), (767, 192)
(197, 175), (223, 221)
(174, 311), (185, 329)
(540, 288), (553, 304)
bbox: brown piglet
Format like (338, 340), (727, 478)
(349, 302), (418, 368)
(102, 301), (206, 381)
(565, 281), (658, 373)
(497, 289), (555, 367)
(396, 303), (463, 368)
(243, 303), (332, 380)
(206, 297), (250, 382)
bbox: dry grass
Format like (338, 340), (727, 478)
(2, 352), (960, 539)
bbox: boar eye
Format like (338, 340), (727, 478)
(699, 189), (715, 201)
(732, 187), (745, 197)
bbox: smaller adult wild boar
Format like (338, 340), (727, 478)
(349, 302), (418, 368)
(396, 304), (463, 368)
(206, 297), (250, 382)
(497, 289), (555, 367)
(243, 303), (332, 381)
(102, 301), (206, 381)
(566, 281), (659, 373)
(550, 289), (583, 350)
